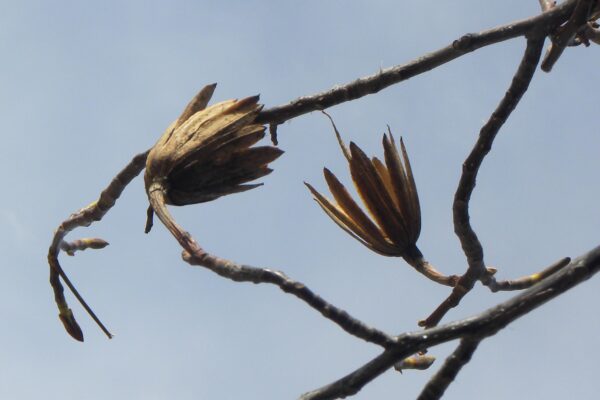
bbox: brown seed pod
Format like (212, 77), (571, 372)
(144, 84), (283, 233)
(305, 113), (458, 287)
(305, 115), (421, 257)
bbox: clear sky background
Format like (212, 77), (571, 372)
(1, 1), (599, 399)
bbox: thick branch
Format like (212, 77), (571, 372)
(417, 338), (481, 400)
(300, 245), (600, 400)
(257, 1), (575, 126)
(420, 36), (546, 329)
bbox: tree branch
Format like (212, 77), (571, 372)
(46, 0), (578, 340)
(146, 186), (394, 347)
(420, 36), (546, 329)
(184, 251), (395, 347)
(300, 244), (600, 400)
(257, 1), (576, 126)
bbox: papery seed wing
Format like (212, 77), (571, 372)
(382, 133), (414, 232)
(371, 157), (398, 208)
(169, 146), (282, 205)
(172, 97), (263, 167)
(169, 183), (264, 206)
(184, 124), (267, 165)
(322, 111), (351, 161)
(305, 182), (399, 256)
(174, 83), (217, 130)
(323, 168), (391, 250)
(399, 137), (421, 240)
(348, 142), (410, 248)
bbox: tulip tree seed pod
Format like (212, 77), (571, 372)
(144, 84), (283, 238)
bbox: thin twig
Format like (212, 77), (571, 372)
(420, 36), (546, 329)
(404, 249), (460, 287)
(48, 149), (150, 341)
(541, 0), (597, 71)
(417, 338), (481, 400)
(485, 256), (571, 291)
(299, 245), (600, 400)
(146, 183), (394, 347)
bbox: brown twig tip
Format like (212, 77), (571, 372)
(268, 123), (279, 145)
(541, 0), (598, 72)
(144, 205), (154, 233)
(59, 309), (84, 342)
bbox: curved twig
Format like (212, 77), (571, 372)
(48, 149), (149, 340)
(420, 36), (546, 329)
(147, 182), (394, 348)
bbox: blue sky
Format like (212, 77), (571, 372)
(1, 1), (599, 399)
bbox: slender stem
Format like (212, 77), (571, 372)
(417, 338), (481, 400)
(421, 36), (546, 329)
(403, 246), (459, 287)
(147, 183), (395, 347)
(485, 256), (571, 291)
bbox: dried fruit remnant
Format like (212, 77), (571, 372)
(305, 115), (421, 258)
(144, 84), (283, 235)
(306, 113), (458, 287)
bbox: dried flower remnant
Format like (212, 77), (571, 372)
(144, 84), (283, 245)
(306, 114), (458, 286)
